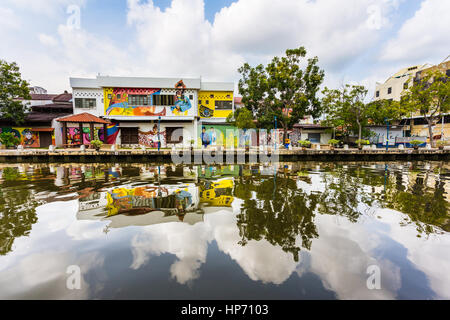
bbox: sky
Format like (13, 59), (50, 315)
(0, 0), (449, 97)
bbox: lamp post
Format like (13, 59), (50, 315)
(157, 116), (161, 151)
(385, 117), (390, 151)
(274, 116), (277, 151)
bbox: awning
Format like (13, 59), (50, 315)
(31, 128), (54, 132)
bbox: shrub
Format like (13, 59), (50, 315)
(328, 139), (340, 146)
(90, 139), (103, 149)
(0, 132), (20, 147)
(410, 140), (424, 146)
(355, 139), (370, 145)
(298, 140), (312, 147)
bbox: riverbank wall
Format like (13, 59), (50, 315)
(0, 148), (449, 163)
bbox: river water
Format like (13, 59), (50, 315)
(0, 161), (449, 299)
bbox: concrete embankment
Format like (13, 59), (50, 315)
(0, 148), (449, 163)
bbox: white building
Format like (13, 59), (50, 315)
(373, 64), (430, 102)
(69, 76), (234, 148)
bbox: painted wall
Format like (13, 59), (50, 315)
(0, 127), (55, 148)
(198, 91), (233, 119)
(65, 127), (105, 145)
(198, 124), (239, 147)
(117, 122), (195, 148)
(103, 80), (196, 117)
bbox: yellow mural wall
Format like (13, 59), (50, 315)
(198, 91), (233, 119)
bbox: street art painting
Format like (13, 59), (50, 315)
(198, 91), (233, 119)
(0, 127), (40, 148)
(104, 80), (193, 117)
(199, 125), (238, 148)
(171, 80), (192, 115)
(138, 124), (167, 148)
(65, 127), (106, 145)
(106, 122), (119, 144)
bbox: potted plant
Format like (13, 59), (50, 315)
(0, 132), (20, 149)
(409, 140), (423, 150)
(328, 139), (340, 150)
(356, 139), (369, 150)
(244, 139), (250, 152)
(436, 140), (447, 150)
(90, 139), (103, 151)
(190, 139), (195, 152)
(298, 140), (312, 150)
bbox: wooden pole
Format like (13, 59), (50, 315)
(79, 122), (83, 145)
(62, 122), (67, 146)
(90, 122), (94, 148)
(103, 123), (107, 143)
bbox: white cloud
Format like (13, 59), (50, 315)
(4, 0), (86, 16)
(0, 7), (20, 30)
(1, 0), (441, 96)
(39, 33), (58, 46)
(380, 0), (450, 64)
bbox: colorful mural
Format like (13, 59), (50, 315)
(65, 127), (105, 145)
(104, 80), (193, 117)
(106, 122), (120, 144)
(199, 125), (238, 147)
(198, 91), (233, 119)
(138, 124), (167, 148)
(0, 127), (52, 148)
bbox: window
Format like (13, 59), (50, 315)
(116, 94), (121, 99)
(387, 87), (392, 94)
(121, 128), (139, 144)
(215, 100), (232, 110)
(308, 133), (321, 143)
(206, 100), (209, 105)
(403, 82), (409, 90)
(210, 94), (214, 98)
(166, 127), (184, 143)
(189, 95), (193, 100)
(198, 100), (202, 105)
(129, 95), (150, 106)
(413, 118), (428, 125)
(75, 98), (96, 109)
(152, 95), (175, 106)
(376, 91), (380, 97)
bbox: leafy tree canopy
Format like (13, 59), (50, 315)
(0, 59), (31, 125)
(238, 47), (325, 141)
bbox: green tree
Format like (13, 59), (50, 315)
(400, 70), (450, 147)
(365, 99), (408, 125)
(0, 60), (31, 125)
(238, 47), (324, 144)
(322, 85), (369, 147)
(226, 107), (256, 130)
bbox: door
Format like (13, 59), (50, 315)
(39, 132), (52, 148)
(121, 127), (139, 145)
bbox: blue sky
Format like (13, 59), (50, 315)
(0, 0), (448, 95)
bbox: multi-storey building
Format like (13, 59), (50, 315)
(374, 64), (430, 102)
(69, 76), (235, 148)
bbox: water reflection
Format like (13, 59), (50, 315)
(0, 162), (449, 299)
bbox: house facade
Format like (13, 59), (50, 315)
(70, 76), (235, 148)
(0, 92), (73, 148)
(373, 64), (430, 102)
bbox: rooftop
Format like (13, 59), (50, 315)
(57, 112), (111, 124)
(70, 75), (234, 91)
